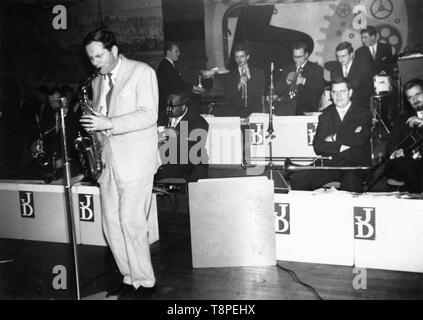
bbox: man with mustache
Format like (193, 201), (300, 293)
(384, 79), (423, 193)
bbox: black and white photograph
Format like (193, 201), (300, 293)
(1, 0), (423, 306)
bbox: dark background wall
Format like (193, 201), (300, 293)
(0, 0), (206, 173)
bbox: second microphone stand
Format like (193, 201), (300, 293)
(267, 63), (289, 193)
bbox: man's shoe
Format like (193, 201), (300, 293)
(106, 283), (134, 299)
(133, 285), (156, 300)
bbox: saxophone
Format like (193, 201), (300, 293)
(74, 70), (103, 180)
(288, 65), (304, 99)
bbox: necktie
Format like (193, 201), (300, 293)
(371, 46), (376, 59)
(105, 73), (114, 115)
(343, 65), (348, 78)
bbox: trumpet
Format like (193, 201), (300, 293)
(288, 65), (304, 99)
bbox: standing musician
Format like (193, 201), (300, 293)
(384, 79), (423, 193)
(355, 26), (398, 128)
(156, 42), (204, 117)
(80, 28), (160, 300)
(289, 78), (372, 192)
(221, 44), (265, 117)
(355, 26), (396, 77)
(275, 42), (324, 115)
(330, 42), (374, 109)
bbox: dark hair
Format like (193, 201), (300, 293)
(233, 43), (249, 55)
(83, 28), (117, 51)
(404, 79), (423, 93)
(47, 87), (61, 96)
(331, 77), (352, 90)
(292, 42), (309, 55)
(336, 42), (354, 54)
(60, 85), (74, 95)
(167, 90), (191, 106)
(36, 85), (49, 96)
(164, 41), (179, 56)
(360, 26), (377, 37)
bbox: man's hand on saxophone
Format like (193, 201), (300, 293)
(80, 109), (113, 132)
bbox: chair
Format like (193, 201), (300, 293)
(387, 178), (405, 191)
(154, 177), (188, 214)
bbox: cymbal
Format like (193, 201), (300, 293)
(372, 91), (391, 98)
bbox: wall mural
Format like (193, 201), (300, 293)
(204, 0), (419, 72)
(0, 0), (164, 85)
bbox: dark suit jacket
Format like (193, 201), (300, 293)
(157, 108), (209, 181)
(330, 60), (374, 108)
(313, 103), (372, 166)
(385, 110), (419, 157)
(355, 42), (395, 76)
(275, 60), (324, 114)
(223, 66), (265, 117)
(156, 58), (193, 113)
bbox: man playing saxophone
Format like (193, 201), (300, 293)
(275, 42), (324, 115)
(80, 28), (160, 300)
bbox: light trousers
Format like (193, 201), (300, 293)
(100, 164), (156, 289)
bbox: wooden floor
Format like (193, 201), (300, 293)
(1, 190), (423, 300)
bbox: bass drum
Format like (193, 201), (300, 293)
(373, 75), (392, 95)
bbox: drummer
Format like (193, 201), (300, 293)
(355, 26), (396, 77)
(355, 26), (398, 126)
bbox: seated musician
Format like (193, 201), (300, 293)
(219, 44), (265, 118)
(384, 79), (423, 193)
(20, 87), (82, 182)
(155, 90), (209, 183)
(274, 42), (324, 115)
(289, 78), (372, 192)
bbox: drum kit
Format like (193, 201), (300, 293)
(370, 74), (393, 162)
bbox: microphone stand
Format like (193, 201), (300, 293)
(58, 97), (81, 300)
(267, 63), (289, 193)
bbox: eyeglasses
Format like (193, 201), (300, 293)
(331, 90), (348, 96)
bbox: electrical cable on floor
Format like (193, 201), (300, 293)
(277, 262), (323, 300)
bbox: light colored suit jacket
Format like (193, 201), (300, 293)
(92, 55), (160, 182)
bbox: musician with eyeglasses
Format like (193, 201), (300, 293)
(383, 79), (423, 193)
(220, 43), (265, 117)
(289, 78), (372, 192)
(155, 90), (209, 182)
(274, 42), (324, 115)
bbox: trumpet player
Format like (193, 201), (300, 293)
(289, 78), (372, 192)
(384, 79), (423, 193)
(274, 42), (324, 115)
(221, 44), (265, 117)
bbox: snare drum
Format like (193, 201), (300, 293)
(373, 75), (392, 94)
